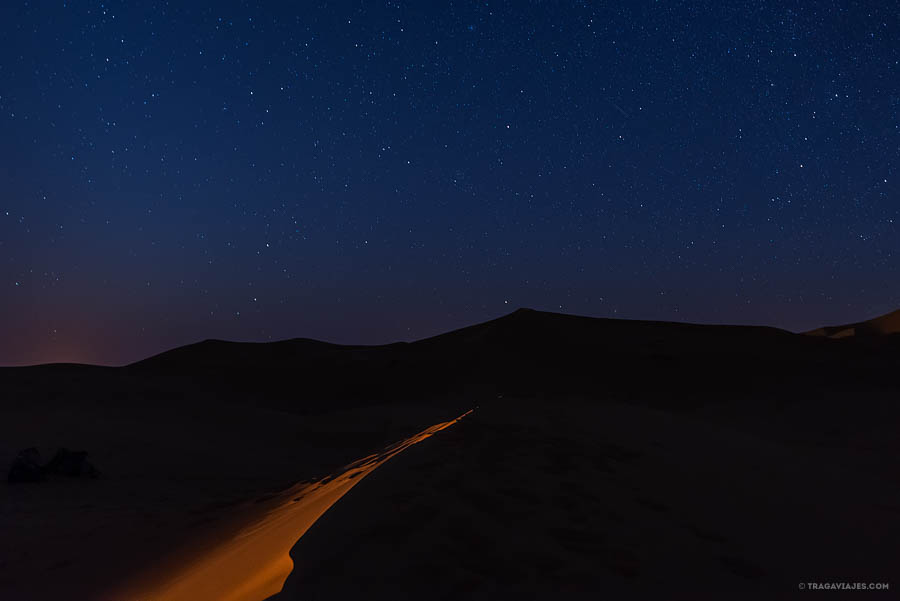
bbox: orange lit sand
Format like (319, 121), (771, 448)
(109, 410), (471, 601)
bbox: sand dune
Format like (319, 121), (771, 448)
(805, 308), (900, 338)
(107, 411), (471, 601)
(0, 398), (465, 601)
(2, 308), (899, 599)
(276, 398), (900, 600)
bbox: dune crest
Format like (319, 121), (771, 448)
(106, 410), (472, 601)
(805, 308), (900, 338)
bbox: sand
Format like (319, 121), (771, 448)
(276, 398), (900, 600)
(3, 308), (899, 599)
(106, 411), (471, 601)
(0, 394), (463, 601)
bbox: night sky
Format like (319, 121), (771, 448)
(1, 1), (898, 366)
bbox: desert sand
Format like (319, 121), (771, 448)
(0, 395), (465, 601)
(107, 411), (471, 601)
(276, 397), (900, 600)
(3, 308), (899, 600)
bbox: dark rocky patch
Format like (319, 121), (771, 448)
(8, 448), (45, 483)
(44, 448), (99, 478)
(8, 447), (99, 484)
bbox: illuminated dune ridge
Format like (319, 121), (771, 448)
(111, 410), (472, 601)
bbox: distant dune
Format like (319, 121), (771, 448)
(5, 307), (900, 417)
(805, 308), (900, 338)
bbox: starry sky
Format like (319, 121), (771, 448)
(1, 1), (898, 366)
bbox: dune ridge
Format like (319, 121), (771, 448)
(805, 308), (900, 338)
(105, 410), (472, 601)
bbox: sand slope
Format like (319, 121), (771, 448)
(107, 411), (470, 601)
(276, 398), (900, 600)
(0, 397), (463, 601)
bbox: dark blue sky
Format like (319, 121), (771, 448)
(1, 1), (897, 365)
